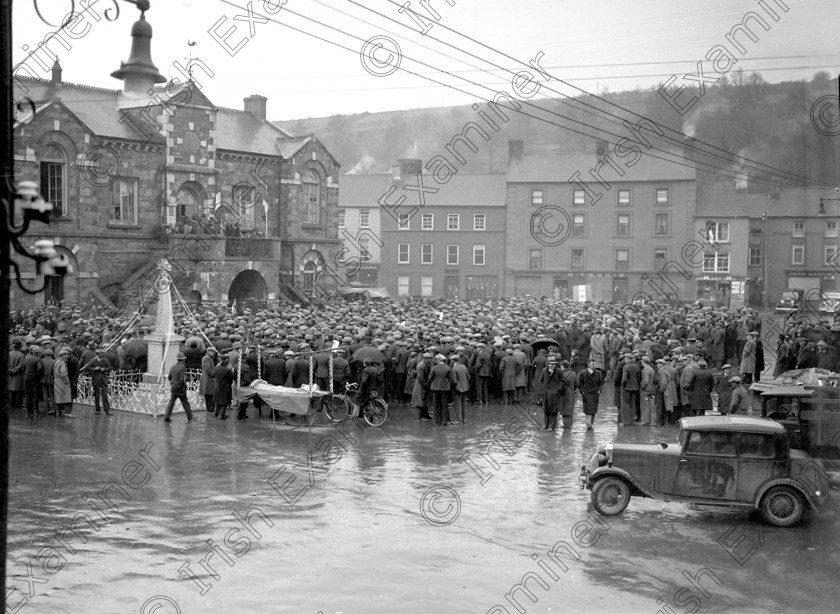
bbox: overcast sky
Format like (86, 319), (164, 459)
(12, 0), (839, 120)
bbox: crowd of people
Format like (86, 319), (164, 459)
(8, 295), (840, 429)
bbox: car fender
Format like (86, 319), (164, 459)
(753, 479), (819, 511)
(590, 467), (654, 499)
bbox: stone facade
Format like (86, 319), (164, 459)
(12, 76), (341, 312)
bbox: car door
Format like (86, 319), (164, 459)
(736, 432), (787, 501)
(672, 430), (738, 500)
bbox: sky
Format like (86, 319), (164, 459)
(12, 0), (840, 120)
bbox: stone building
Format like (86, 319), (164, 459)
(11, 10), (340, 311)
(503, 142), (697, 302)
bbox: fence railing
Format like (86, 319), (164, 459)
(76, 368), (202, 416)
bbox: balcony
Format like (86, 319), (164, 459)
(225, 237), (273, 259)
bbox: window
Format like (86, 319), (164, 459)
(572, 213), (585, 236)
(338, 210), (346, 228)
(827, 221), (838, 238)
(473, 214), (486, 230)
(705, 221), (729, 243)
(618, 189), (631, 206)
(615, 249), (629, 271)
(825, 245), (837, 266)
(421, 213), (434, 230)
(398, 275), (409, 296)
(656, 188), (669, 205)
(232, 183), (256, 229)
(112, 178), (138, 224)
(531, 189), (544, 206)
(177, 187), (197, 223)
(398, 243), (410, 264)
(529, 248), (542, 270)
(447, 213), (460, 230)
(573, 189), (585, 206)
(750, 229), (762, 244)
(571, 248), (584, 269)
(40, 144), (65, 218)
(654, 213), (669, 236)
(473, 244), (485, 266)
(359, 237), (372, 262)
(703, 252), (730, 272)
(792, 221), (805, 237)
(359, 208), (370, 229)
(616, 213), (631, 237)
(685, 431), (737, 456)
(398, 213), (410, 230)
(653, 248), (667, 270)
(447, 244), (459, 265)
(739, 433), (775, 458)
(749, 247), (761, 267)
(421, 275), (433, 296)
(421, 243), (433, 264)
(303, 170), (320, 225)
(792, 244), (805, 265)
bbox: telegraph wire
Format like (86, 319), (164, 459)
(213, 0), (817, 190)
(354, 0), (828, 187)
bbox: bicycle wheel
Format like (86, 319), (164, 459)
(363, 398), (389, 427)
(324, 395), (350, 422)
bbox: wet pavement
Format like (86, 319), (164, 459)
(7, 381), (840, 614)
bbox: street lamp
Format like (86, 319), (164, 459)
(2, 0), (152, 602)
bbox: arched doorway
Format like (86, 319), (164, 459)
(228, 270), (268, 312)
(302, 261), (317, 296)
(44, 245), (78, 305)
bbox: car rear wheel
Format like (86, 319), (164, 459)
(591, 477), (631, 515)
(760, 486), (805, 527)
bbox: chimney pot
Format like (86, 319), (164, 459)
(508, 140), (524, 164)
(244, 95), (268, 120)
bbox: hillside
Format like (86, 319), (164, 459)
(275, 72), (839, 187)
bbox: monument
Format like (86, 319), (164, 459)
(144, 259), (184, 382)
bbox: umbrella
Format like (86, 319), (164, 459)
(124, 338), (147, 358)
(531, 337), (561, 352)
(351, 346), (385, 364)
(185, 336), (205, 351)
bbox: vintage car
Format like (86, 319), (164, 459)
(774, 289), (804, 314)
(580, 416), (830, 526)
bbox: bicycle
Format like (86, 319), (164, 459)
(324, 382), (389, 427)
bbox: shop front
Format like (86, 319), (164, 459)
(696, 275), (746, 311)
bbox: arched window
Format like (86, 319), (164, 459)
(40, 144), (66, 218)
(177, 188), (196, 223)
(233, 183), (257, 230)
(303, 170), (320, 225)
(303, 261), (317, 296)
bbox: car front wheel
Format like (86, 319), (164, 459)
(591, 476), (631, 515)
(760, 486), (805, 527)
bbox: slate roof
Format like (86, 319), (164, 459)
(339, 173), (507, 208)
(14, 76), (295, 153)
(508, 152), (696, 183)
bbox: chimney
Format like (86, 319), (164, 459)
(51, 58), (62, 84)
(396, 158), (423, 181)
(111, 7), (166, 97)
(244, 95), (267, 120)
(595, 139), (609, 160)
(508, 140), (524, 164)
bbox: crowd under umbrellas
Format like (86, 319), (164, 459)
(14, 295), (838, 431)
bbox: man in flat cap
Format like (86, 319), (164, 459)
(164, 353), (194, 423)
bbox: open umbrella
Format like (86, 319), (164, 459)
(531, 337), (561, 352)
(351, 346), (385, 364)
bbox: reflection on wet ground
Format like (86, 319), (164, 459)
(7, 391), (840, 613)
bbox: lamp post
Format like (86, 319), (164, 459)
(2, 0), (150, 606)
(762, 212), (768, 310)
